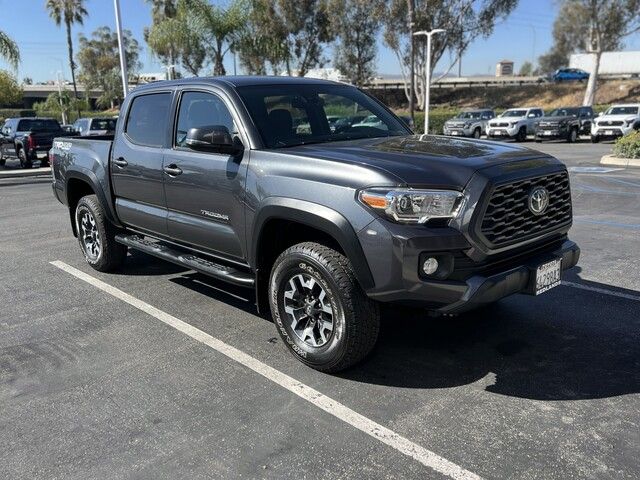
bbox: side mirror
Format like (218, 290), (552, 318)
(186, 125), (238, 153)
(598, 112), (603, 117)
(528, 113), (536, 118)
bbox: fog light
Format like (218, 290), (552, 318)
(422, 257), (439, 275)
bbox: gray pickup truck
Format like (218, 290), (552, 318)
(51, 77), (579, 372)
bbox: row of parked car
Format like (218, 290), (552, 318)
(0, 117), (117, 168)
(442, 103), (640, 143)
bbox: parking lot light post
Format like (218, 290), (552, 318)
(413, 29), (446, 135)
(113, 0), (129, 98)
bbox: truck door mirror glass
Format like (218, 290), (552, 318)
(186, 125), (236, 153)
(528, 113), (536, 118)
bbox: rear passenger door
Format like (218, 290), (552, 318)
(111, 91), (173, 236)
(162, 89), (249, 262)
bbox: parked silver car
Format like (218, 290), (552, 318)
(72, 117), (117, 136)
(443, 109), (495, 138)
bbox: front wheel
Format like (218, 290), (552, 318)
(75, 194), (127, 272)
(515, 127), (527, 142)
(269, 242), (380, 372)
(567, 128), (578, 143)
(472, 127), (481, 139)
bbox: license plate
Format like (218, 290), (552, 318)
(451, 131), (460, 135)
(493, 130), (504, 136)
(605, 130), (613, 135)
(535, 259), (562, 295)
(543, 130), (553, 136)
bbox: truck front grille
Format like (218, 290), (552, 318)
(491, 122), (509, 127)
(478, 171), (572, 248)
(598, 120), (624, 127)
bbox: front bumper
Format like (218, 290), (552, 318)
(358, 216), (579, 313)
(591, 125), (633, 139)
(486, 126), (518, 138)
(443, 126), (474, 137)
(535, 127), (569, 140)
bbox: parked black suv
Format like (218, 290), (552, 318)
(1, 117), (70, 168)
(51, 77), (579, 372)
(535, 106), (594, 143)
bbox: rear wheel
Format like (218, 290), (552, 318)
(269, 242), (380, 372)
(75, 194), (127, 272)
(18, 148), (32, 169)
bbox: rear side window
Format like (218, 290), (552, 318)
(17, 119), (60, 131)
(90, 118), (117, 131)
(125, 93), (171, 147)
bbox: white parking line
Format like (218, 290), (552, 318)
(562, 281), (640, 302)
(50, 261), (481, 480)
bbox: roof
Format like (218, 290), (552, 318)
(134, 75), (342, 93)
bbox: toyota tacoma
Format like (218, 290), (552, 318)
(443, 109), (495, 138)
(591, 104), (640, 142)
(50, 77), (579, 372)
(535, 106), (594, 143)
(486, 107), (544, 142)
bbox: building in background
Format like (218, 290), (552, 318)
(495, 60), (514, 77)
(570, 51), (640, 77)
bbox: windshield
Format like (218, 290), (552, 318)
(90, 118), (117, 130)
(457, 111), (482, 119)
(548, 108), (579, 117)
(606, 106), (639, 115)
(501, 110), (527, 117)
(16, 119), (61, 131)
(236, 84), (410, 148)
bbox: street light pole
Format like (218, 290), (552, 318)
(413, 29), (445, 135)
(113, 0), (129, 98)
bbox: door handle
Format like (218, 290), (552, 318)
(163, 164), (183, 176)
(113, 157), (128, 168)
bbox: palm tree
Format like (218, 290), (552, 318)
(0, 30), (20, 69)
(45, 0), (88, 103)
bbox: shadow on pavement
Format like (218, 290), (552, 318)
(341, 278), (640, 401)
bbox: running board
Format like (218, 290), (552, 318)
(115, 234), (255, 287)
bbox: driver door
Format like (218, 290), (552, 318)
(163, 89), (249, 262)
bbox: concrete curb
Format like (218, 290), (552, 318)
(0, 167), (51, 178)
(600, 154), (640, 168)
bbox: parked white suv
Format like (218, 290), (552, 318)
(591, 104), (640, 143)
(443, 109), (495, 138)
(486, 107), (544, 142)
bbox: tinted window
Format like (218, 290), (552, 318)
(548, 108), (579, 117)
(237, 84), (409, 148)
(90, 118), (117, 131)
(17, 119), (61, 131)
(502, 110), (527, 117)
(125, 93), (171, 147)
(175, 91), (236, 147)
(606, 106), (639, 115)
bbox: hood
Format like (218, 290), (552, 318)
(278, 135), (555, 188)
(540, 116), (576, 122)
(597, 114), (636, 122)
(489, 117), (525, 124)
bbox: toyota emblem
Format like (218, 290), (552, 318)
(528, 187), (549, 215)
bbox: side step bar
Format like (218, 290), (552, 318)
(115, 234), (255, 287)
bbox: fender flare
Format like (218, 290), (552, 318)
(251, 197), (375, 291)
(65, 168), (121, 228)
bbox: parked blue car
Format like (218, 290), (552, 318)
(551, 68), (590, 82)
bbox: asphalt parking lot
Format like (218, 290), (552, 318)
(1, 140), (639, 479)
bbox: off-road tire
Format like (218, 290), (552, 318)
(0, 158), (5, 167)
(75, 194), (126, 272)
(473, 127), (481, 139)
(18, 148), (32, 169)
(567, 127), (578, 143)
(591, 135), (600, 143)
(515, 127), (527, 142)
(269, 242), (380, 372)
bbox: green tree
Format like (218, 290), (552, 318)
(331, 0), (380, 86)
(45, 0), (88, 107)
(546, 0), (640, 106)
(33, 91), (89, 123)
(377, 0), (518, 109)
(0, 30), (20, 69)
(236, 0), (290, 75)
(0, 70), (23, 106)
(518, 61), (534, 77)
(184, 0), (248, 76)
(77, 27), (141, 108)
(146, 0), (207, 77)
(278, 0), (333, 76)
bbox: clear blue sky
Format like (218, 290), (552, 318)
(1, 0), (640, 82)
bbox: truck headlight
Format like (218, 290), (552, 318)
(358, 188), (464, 224)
